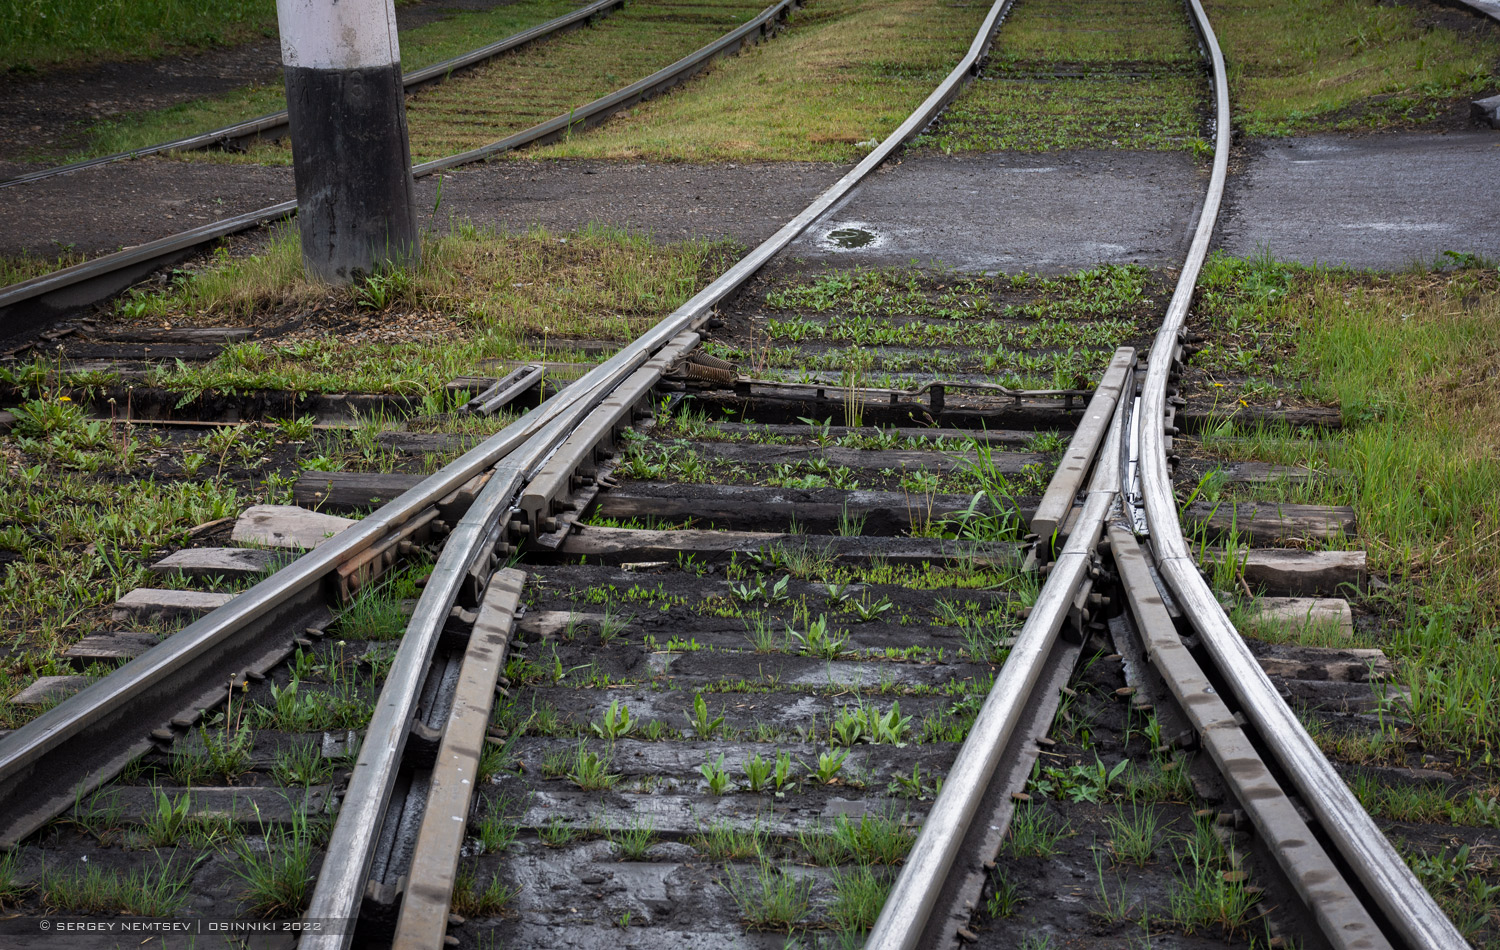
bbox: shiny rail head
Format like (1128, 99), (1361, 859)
(1130, 2), (1471, 948)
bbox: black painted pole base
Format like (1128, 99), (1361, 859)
(283, 64), (420, 285)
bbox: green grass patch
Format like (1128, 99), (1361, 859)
(1206, 0), (1499, 135)
(0, 462), (250, 728)
(1189, 253), (1500, 755)
(95, 221), (735, 394)
(184, 0), (773, 167)
(533, 0), (991, 162)
(29, 0), (592, 164)
(0, 247), (90, 286)
(0, 0), (272, 72)
(916, 0), (1208, 153)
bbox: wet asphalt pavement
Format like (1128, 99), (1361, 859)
(3, 130), (1498, 272)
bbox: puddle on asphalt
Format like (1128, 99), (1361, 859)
(826, 227), (877, 248)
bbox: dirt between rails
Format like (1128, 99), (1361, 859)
(0, 0), (528, 164)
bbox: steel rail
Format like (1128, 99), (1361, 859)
(1447, 0), (1500, 23)
(0, 390), (550, 847)
(1110, 527), (1389, 950)
(303, 0), (1029, 938)
(0, 0), (801, 344)
(865, 389), (1125, 950)
(1133, 2), (1468, 947)
(0, 0), (628, 190)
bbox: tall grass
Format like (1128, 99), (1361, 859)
(0, 0), (273, 71)
(1293, 266), (1500, 754)
(1195, 254), (1500, 754)
(536, 0), (989, 163)
(1299, 273), (1500, 608)
(1205, 0), (1497, 135)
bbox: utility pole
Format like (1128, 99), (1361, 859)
(276, 0), (420, 284)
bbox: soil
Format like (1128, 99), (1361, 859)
(0, 0), (527, 163)
(1394, 0), (1500, 37)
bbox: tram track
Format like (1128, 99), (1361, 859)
(0, 0), (803, 345)
(0, 0), (1483, 947)
(0, 0), (630, 191)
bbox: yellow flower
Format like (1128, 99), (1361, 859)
(58, 396), (71, 402)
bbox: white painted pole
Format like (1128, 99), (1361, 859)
(275, 0), (420, 284)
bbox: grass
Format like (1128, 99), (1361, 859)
(1352, 773), (1500, 828)
(798, 814), (915, 866)
(607, 818), (657, 859)
(0, 849), (29, 907)
(566, 742), (622, 790)
(176, 0), (772, 167)
(35, 0), (601, 163)
(273, 741), (333, 788)
(403, 0), (770, 164)
(722, 858), (811, 932)
(452, 865), (521, 916)
(1192, 255), (1500, 754)
(0, 247), (90, 285)
(1003, 804), (1070, 857)
(41, 222), (738, 396)
(82, 222), (734, 396)
(1205, 0), (1499, 136)
(0, 0), (272, 72)
(692, 821), (771, 860)
(828, 863), (892, 930)
(534, 0), (990, 162)
(37, 854), (196, 915)
(915, 0), (1208, 153)
(0, 461), (248, 729)
(1402, 842), (1500, 943)
(1104, 804), (1162, 867)
(228, 808), (319, 916)
(720, 262), (1154, 395)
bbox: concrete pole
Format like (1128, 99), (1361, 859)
(276, 0), (420, 284)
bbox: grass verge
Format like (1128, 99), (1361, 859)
(32, 0), (589, 164)
(81, 222), (736, 394)
(0, 0), (272, 72)
(1188, 252), (1500, 755)
(175, 0), (772, 167)
(0, 462), (251, 727)
(1205, 0), (1498, 135)
(532, 0), (991, 163)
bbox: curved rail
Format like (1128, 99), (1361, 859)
(867, 0), (1472, 947)
(0, 0), (627, 190)
(1449, 0), (1500, 23)
(1131, 3), (1469, 948)
(0, 0), (801, 345)
(300, 0), (1026, 941)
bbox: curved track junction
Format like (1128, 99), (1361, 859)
(1, 0), (1498, 948)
